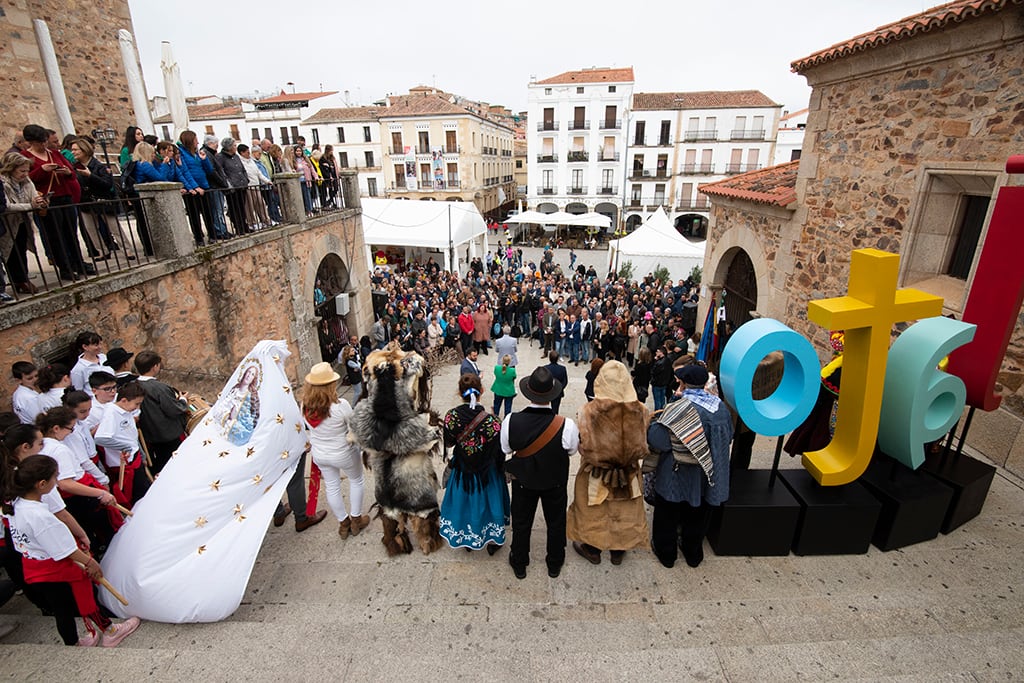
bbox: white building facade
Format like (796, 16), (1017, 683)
(773, 107), (808, 166)
(302, 107), (385, 198)
(526, 67), (634, 231)
(627, 91), (782, 238)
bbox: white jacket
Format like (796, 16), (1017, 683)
(304, 400), (361, 469)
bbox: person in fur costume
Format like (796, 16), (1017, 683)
(348, 343), (444, 556)
(566, 360), (650, 566)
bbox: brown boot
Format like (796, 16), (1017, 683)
(295, 510), (327, 532)
(338, 517), (351, 539)
(349, 514), (370, 536)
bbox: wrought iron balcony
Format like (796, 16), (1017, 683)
(442, 145), (460, 154)
(537, 153), (558, 163)
(600, 119), (622, 130)
(537, 122), (559, 131)
(598, 152), (620, 162)
(567, 151), (589, 162)
(598, 186), (618, 195)
(657, 137), (672, 146)
(682, 130), (718, 142)
(567, 186), (588, 195)
(725, 164), (761, 174)
(730, 129), (766, 141)
(675, 200), (710, 211)
(447, 179), (461, 188)
(568, 120), (589, 130)
(536, 186), (557, 195)
(680, 164), (715, 175)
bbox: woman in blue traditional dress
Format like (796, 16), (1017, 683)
(439, 373), (510, 553)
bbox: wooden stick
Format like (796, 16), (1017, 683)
(113, 502), (133, 517)
(74, 562), (129, 606)
(118, 462), (125, 490)
(137, 430), (153, 468)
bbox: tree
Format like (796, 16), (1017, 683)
(618, 260), (635, 281)
(653, 263), (670, 285)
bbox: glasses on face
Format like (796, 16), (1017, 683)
(96, 385), (117, 393)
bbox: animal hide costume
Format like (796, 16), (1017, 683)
(566, 361), (651, 551)
(349, 343), (444, 555)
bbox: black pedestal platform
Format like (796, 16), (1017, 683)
(707, 469), (800, 556)
(859, 457), (955, 551)
(778, 470), (882, 555)
(921, 452), (996, 534)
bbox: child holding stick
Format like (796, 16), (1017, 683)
(93, 382), (148, 506)
(1, 454), (139, 646)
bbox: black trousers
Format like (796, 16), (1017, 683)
(147, 438), (181, 474)
(651, 494), (711, 566)
(224, 188), (248, 234)
(64, 495), (115, 549)
(5, 218), (31, 284)
(509, 479), (567, 572)
(32, 581), (83, 645)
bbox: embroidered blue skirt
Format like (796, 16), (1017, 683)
(439, 466), (510, 550)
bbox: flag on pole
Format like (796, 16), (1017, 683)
(696, 293), (717, 362)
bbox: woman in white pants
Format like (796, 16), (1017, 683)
(301, 363), (369, 538)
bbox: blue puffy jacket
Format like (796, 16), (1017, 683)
(177, 145), (213, 190)
(133, 160), (174, 183)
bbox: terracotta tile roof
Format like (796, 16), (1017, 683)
(380, 93), (470, 117)
(536, 67), (634, 85)
(792, 0), (1022, 72)
(255, 90), (337, 104)
(633, 90), (779, 111)
(698, 161), (800, 208)
(153, 103), (243, 124)
(303, 106), (383, 124)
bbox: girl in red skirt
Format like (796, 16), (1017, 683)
(2, 454), (140, 646)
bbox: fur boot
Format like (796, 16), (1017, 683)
(409, 510), (443, 555)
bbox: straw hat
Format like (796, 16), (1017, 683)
(305, 362), (340, 386)
(593, 360), (637, 403)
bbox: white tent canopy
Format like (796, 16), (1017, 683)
(563, 213), (612, 228)
(361, 198), (486, 273)
(608, 207), (705, 281)
(504, 210), (551, 225)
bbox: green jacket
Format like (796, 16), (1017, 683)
(491, 364), (517, 398)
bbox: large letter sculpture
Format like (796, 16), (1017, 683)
(878, 316), (976, 469)
(804, 249), (943, 485)
(945, 156), (1024, 411)
(719, 318), (820, 436)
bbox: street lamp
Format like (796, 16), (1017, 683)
(91, 126), (118, 170)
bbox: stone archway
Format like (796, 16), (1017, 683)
(721, 248), (757, 328)
(314, 254), (351, 363)
(625, 214), (643, 231)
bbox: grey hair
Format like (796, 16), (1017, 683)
(203, 134), (219, 146)
(502, 325), (511, 336)
(221, 137), (235, 149)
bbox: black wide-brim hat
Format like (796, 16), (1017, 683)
(519, 366), (563, 403)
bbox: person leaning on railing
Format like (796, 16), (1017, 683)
(0, 152), (45, 295)
(216, 139), (250, 235)
(70, 138), (119, 261)
(21, 124), (93, 281)
(177, 131), (217, 246)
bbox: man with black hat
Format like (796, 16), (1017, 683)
(646, 363), (732, 569)
(104, 347), (138, 389)
(500, 366), (580, 579)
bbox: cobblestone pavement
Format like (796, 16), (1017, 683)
(2, 265), (1023, 680)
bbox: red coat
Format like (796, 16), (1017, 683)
(22, 149), (81, 202)
(458, 312), (475, 335)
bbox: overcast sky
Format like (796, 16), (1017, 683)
(128, 0), (933, 114)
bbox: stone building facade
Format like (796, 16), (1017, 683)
(0, 177), (373, 403)
(699, 1), (1024, 477)
(1, 0), (141, 139)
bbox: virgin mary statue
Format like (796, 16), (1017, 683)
(99, 340), (309, 622)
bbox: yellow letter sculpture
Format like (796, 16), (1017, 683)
(804, 249), (943, 485)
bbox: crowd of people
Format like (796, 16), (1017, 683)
(1, 124), (345, 300)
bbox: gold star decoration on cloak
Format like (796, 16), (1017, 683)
(210, 480), (221, 491)
(194, 516), (207, 528)
(275, 414), (284, 424)
(246, 447), (255, 458)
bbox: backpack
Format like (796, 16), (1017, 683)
(119, 160), (137, 196)
(492, 322), (501, 337)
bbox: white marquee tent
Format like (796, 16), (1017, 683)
(607, 207), (706, 281)
(361, 198), (487, 274)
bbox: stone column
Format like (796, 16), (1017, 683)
(118, 30), (154, 135)
(135, 182), (194, 259)
(275, 173), (306, 225)
(32, 20), (75, 136)
(339, 170), (360, 210)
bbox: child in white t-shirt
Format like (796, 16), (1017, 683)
(2, 454), (140, 647)
(11, 361), (40, 425)
(93, 381), (148, 506)
(35, 363), (71, 414)
(70, 331), (108, 397)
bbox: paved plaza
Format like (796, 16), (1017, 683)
(2, 246), (1023, 680)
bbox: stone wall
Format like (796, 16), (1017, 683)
(1, 0), (138, 139)
(0, 210), (373, 405)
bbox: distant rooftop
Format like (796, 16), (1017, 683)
(699, 161), (800, 208)
(536, 67), (635, 85)
(633, 90), (778, 111)
(791, 0), (1022, 72)
(153, 103), (242, 124)
(303, 106), (383, 124)
(254, 90), (337, 104)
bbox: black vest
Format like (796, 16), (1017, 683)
(504, 407), (568, 489)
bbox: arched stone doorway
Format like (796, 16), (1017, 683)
(625, 214), (643, 231)
(595, 202), (618, 235)
(314, 253), (352, 363)
(674, 213), (708, 240)
(722, 248), (757, 329)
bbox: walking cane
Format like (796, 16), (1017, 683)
(74, 561), (129, 606)
(118, 452), (126, 492)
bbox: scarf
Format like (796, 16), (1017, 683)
(655, 396), (714, 486)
